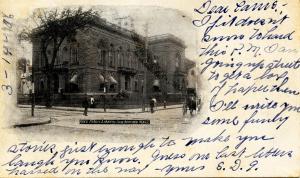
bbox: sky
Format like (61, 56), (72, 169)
(15, 5), (198, 64)
(96, 5), (198, 60)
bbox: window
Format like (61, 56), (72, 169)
(153, 55), (158, 64)
(109, 51), (113, 67)
(40, 51), (45, 67)
(134, 81), (138, 91)
(138, 61), (140, 70)
(98, 49), (102, 65)
(112, 51), (115, 67)
(62, 47), (68, 63)
(125, 76), (130, 90)
(173, 78), (183, 91)
(56, 49), (61, 65)
(97, 39), (110, 66)
(121, 53), (125, 67)
(37, 51), (41, 67)
(99, 83), (105, 92)
(116, 51), (120, 67)
(191, 70), (195, 76)
(40, 81), (44, 93)
(110, 84), (116, 92)
(71, 47), (78, 64)
(175, 53), (181, 69)
(109, 44), (115, 67)
(134, 57), (137, 70)
(128, 52), (132, 68)
(98, 49), (106, 66)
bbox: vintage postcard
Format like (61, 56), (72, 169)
(0, 0), (299, 177)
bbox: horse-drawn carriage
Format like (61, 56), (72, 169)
(183, 88), (201, 116)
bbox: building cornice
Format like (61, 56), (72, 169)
(148, 34), (186, 48)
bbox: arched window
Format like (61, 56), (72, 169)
(97, 39), (109, 66)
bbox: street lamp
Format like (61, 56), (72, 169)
(98, 47), (108, 112)
(103, 49), (111, 113)
(142, 22), (148, 112)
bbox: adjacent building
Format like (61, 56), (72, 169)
(16, 58), (33, 103)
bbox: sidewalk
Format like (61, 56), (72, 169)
(14, 104), (183, 128)
(17, 104), (183, 114)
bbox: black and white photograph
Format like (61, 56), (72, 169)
(12, 5), (202, 142)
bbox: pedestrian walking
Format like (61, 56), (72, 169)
(150, 97), (155, 113)
(82, 95), (89, 116)
(90, 95), (95, 108)
(153, 98), (157, 110)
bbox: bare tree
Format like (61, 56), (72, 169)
(19, 7), (98, 107)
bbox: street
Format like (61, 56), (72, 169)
(11, 106), (200, 142)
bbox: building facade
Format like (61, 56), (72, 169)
(32, 16), (194, 107)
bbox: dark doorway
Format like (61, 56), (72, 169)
(70, 83), (79, 92)
(153, 86), (160, 92)
(53, 74), (59, 94)
(125, 76), (130, 90)
(40, 81), (44, 95)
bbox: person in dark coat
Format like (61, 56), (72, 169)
(188, 96), (196, 116)
(150, 97), (155, 113)
(82, 95), (89, 116)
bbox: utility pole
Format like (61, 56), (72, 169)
(31, 63), (35, 117)
(142, 22), (148, 112)
(103, 50), (107, 112)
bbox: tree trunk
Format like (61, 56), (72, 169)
(45, 71), (53, 108)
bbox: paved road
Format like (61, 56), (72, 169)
(12, 107), (199, 142)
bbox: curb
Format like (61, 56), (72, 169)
(13, 118), (52, 128)
(18, 105), (183, 114)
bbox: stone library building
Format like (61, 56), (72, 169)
(32, 16), (195, 108)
